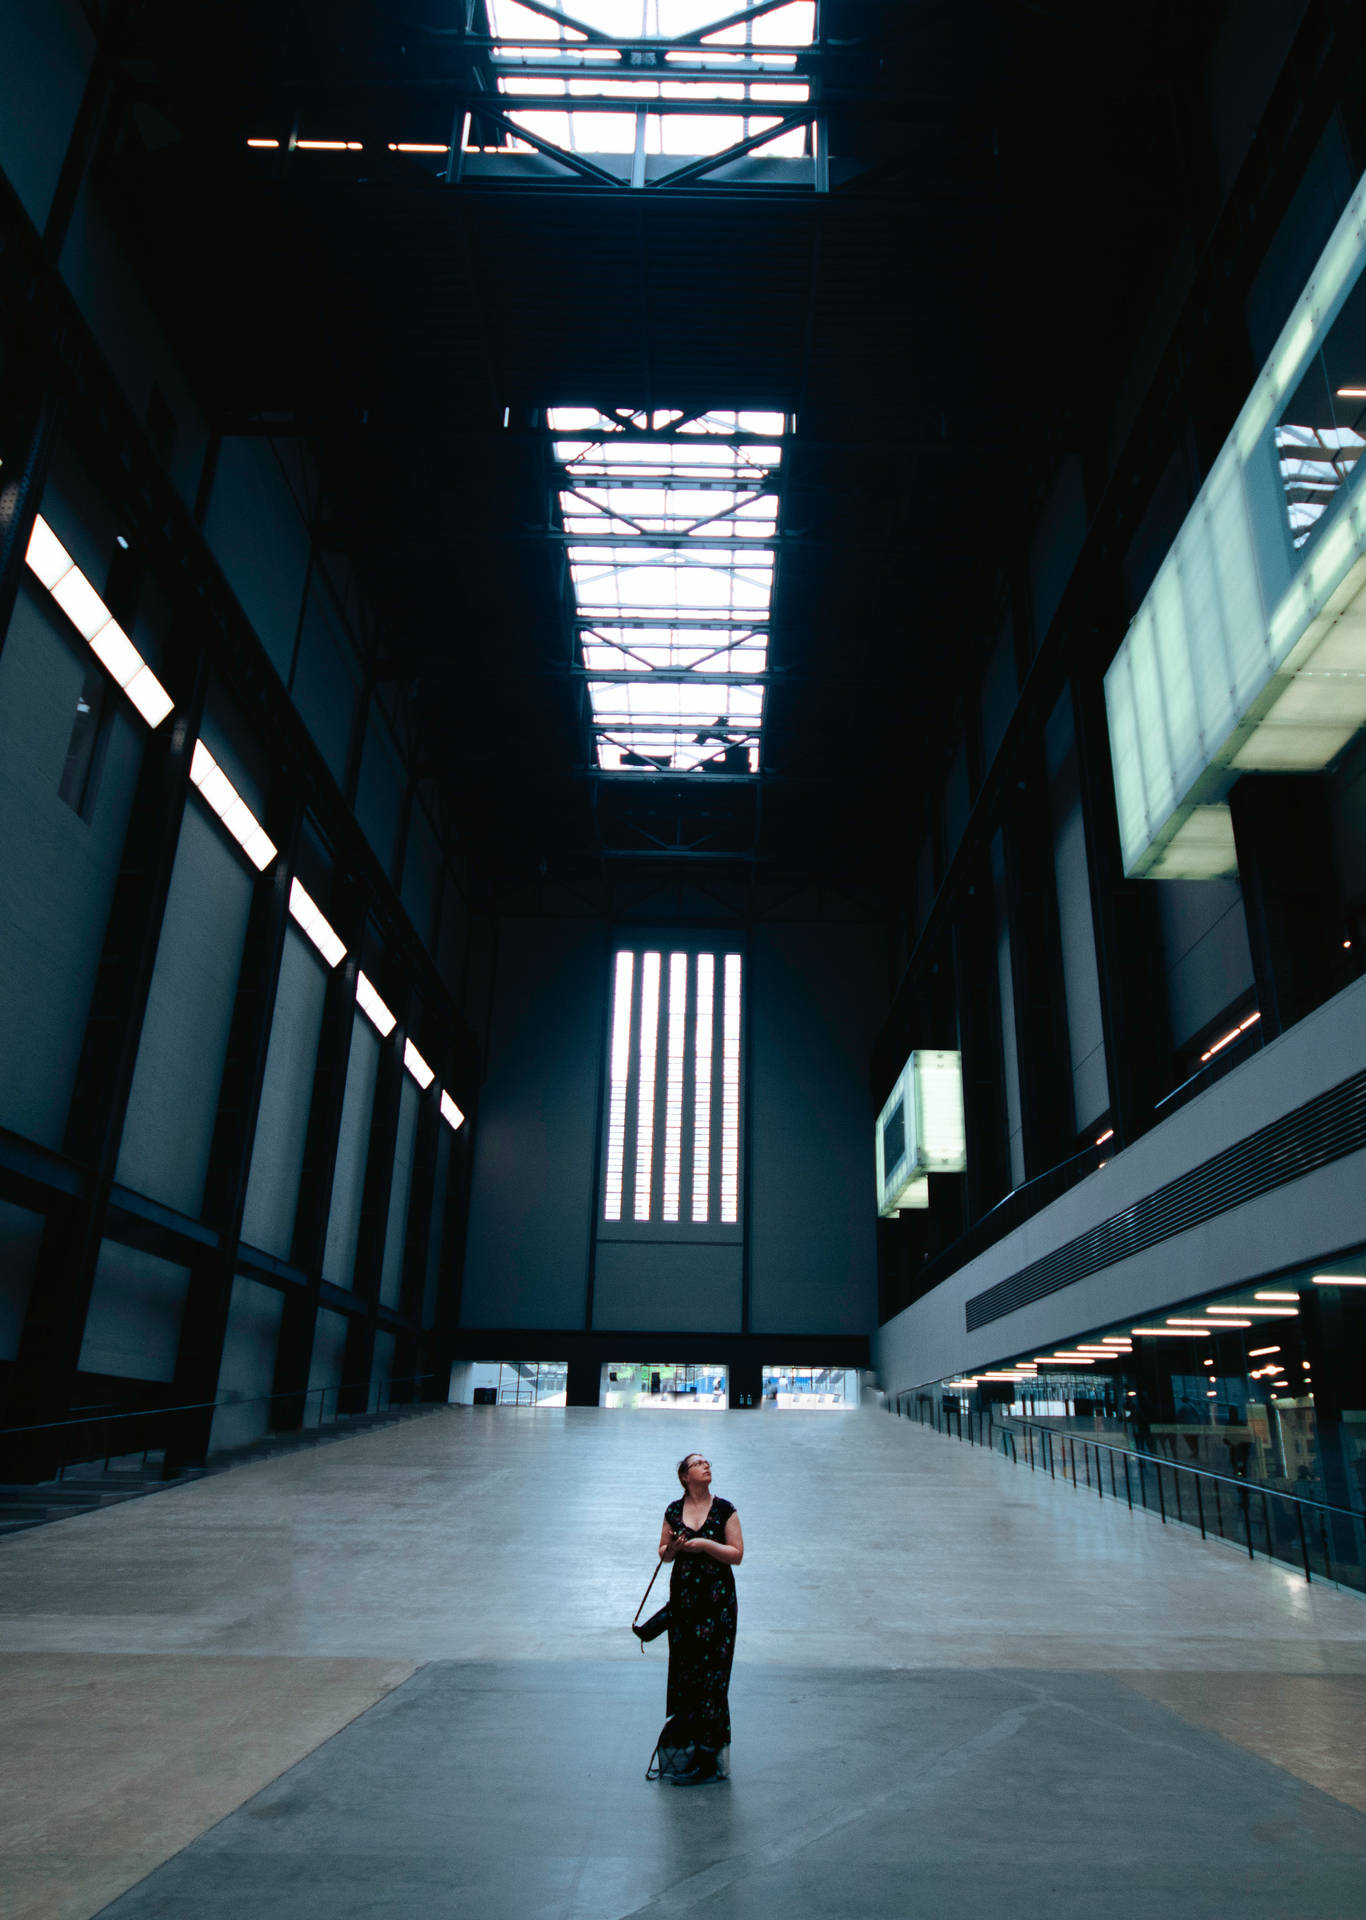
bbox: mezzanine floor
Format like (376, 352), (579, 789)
(3, 1400), (1366, 1920)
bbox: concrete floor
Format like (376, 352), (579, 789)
(3, 1403), (1366, 1918)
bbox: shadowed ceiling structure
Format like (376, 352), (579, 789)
(104, 0), (1210, 896)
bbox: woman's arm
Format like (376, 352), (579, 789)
(681, 1512), (744, 1565)
(658, 1518), (683, 1562)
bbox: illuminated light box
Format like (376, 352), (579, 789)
(1104, 166), (1366, 878)
(875, 1050), (966, 1217)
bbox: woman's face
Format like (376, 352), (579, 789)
(682, 1455), (712, 1492)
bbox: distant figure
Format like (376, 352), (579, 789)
(646, 1452), (744, 1785)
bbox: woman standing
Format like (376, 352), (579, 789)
(647, 1452), (744, 1785)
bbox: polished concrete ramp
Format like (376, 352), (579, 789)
(3, 1405), (1366, 1918)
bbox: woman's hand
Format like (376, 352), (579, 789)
(658, 1525), (685, 1562)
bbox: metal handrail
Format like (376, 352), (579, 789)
(888, 1391), (1366, 1589)
(0, 1374), (438, 1439)
(0, 1373), (440, 1486)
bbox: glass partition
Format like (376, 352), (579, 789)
(601, 1362), (727, 1409)
(761, 1366), (859, 1408)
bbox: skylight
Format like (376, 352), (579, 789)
(549, 406), (787, 774)
(482, 1), (818, 183)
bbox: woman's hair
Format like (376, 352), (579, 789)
(676, 1453), (702, 1487)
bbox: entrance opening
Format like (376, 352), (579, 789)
(601, 1363), (728, 1409)
(762, 1366), (860, 1409)
(449, 1361), (567, 1406)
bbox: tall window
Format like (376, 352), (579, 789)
(603, 947), (742, 1226)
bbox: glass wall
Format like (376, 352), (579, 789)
(928, 1251), (1366, 1513)
(761, 1366), (860, 1409)
(601, 1363), (728, 1409)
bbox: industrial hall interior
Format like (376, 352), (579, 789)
(6, 0), (1366, 1914)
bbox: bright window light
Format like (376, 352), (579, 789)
(633, 951), (662, 1221)
(440, 1090), (465, 1130)
(603, 949), (635, 1221)
(692, 952), (714, 1222)
(719, 953), (741, 1223)
(27, 515), (174, 730)
(661, 952), (688, 1222)
(356, 970), (397, 1037)
(188, 740), (277, 870)
(403, 1037), (435, 1089)
(288, 877), (347, 968)
(549, 409), (787, 775)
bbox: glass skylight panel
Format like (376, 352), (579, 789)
(550, 408), (786, 775)
(484, 2), (815, 166)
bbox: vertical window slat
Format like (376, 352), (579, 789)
(662, 952), (688, 1222)
(720, 953), (742, 1223)
(603, 950), (635, 1220)
(692, 952), (715, 1222)
(633, 951), (662, 1221)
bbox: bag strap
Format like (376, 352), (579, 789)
(633, 1555), (666, 1626)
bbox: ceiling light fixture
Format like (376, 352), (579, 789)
(189, 741), (277, 870)
(288, 878), (346, 968)
(356, 971), (397, 1038)
(403, 1037), (435, 1089)
(27, 516), (174, 727)
(439, 1091), (465, 1131)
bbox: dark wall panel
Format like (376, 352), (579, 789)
(0, 0), (91, 232)
(1155, 877), (1255, 1048)
(240, 928), (328, 1259)
(460, 917), (606, 1329)
(290, 592), (363, 789)
(379, 1075), (420, 1310)
(321, 1012), (382, 1288)
(0, 593), (142, 1147)
(307, 1305), (349, 1418)
(747, 921), (881, 1335)
(115, 804), (254, 1214)
(354, 709), (405, 879)
(401, 806), (441, 948)
(209, 1275), (284, 1450)
(1045, 690), (1108, 1128)
(77, 1241), (188, 1382)
(0, 1199), (44, 1362)
(592, 1242), (741, 1333)
(203, 438), (309, 683)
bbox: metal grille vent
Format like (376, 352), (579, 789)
(965, 1066), (1366, 1333)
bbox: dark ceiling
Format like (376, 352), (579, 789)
(100, 0), (1217, 896)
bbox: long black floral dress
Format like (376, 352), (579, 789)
(647, 1495), (738, 1780)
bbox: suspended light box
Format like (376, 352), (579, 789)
(875, 1051), (966, 1217)
(1105, 166), (1366, 878)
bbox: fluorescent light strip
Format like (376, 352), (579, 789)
(1168, 1316), (1252, 1327)
(440, 1090), (465, 1131)
(26, 516), (174, 727)
(1255, 1291), (1301, 1301)
(403, 1037), (435, 1089)
(1205, 1304), (1298, 1316)
(1312, 1273), (1366, 1285)
(1133, 1327), (1215, 1337)
(603, 951), (635, 1221)
(1199, 1011), (1261, 1063)
(692, 953), (714, 1222)
(634, 952), (661, 1221)
(1248, 1346), (1281, 1357)
(189, 741), (277, 870)
(288, 878), (346, 968)
(355, 970), (397, 1037)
